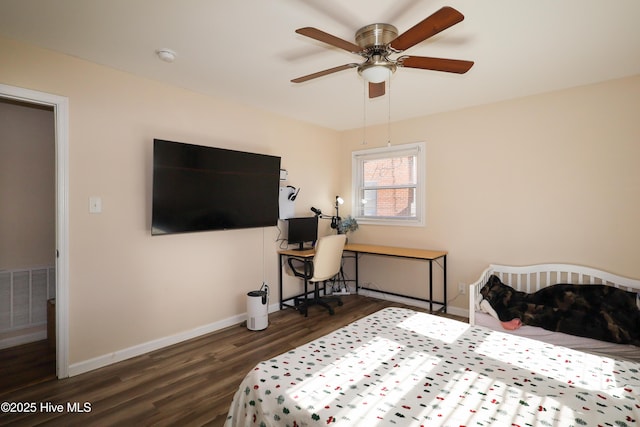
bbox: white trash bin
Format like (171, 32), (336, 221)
(247, 286), (268, 331)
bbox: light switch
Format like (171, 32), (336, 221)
(89, 196), (102, 213)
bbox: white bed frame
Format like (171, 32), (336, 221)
(469, 263), (640, 360)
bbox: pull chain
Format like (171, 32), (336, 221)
(362, 80), (367, 145)
(387, 78), (392, 147)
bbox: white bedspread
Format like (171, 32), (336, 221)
(474, 311), (640, 363)
(225, 307), (640, 427)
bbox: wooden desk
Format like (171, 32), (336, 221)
(278, 244), (447, 313)
(344, 244), (447, 313)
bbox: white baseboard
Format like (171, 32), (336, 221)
(0, 330), (47, 350)
(358, 288), (469, 319)
(69, 302), (281, 377)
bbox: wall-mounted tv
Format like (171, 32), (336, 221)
(152, 139), (281, 235)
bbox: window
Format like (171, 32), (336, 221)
(351, 142), (425, 226)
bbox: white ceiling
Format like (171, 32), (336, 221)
(1, 0), (639, 131)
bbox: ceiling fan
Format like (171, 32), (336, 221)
(291, 6), (474, 98)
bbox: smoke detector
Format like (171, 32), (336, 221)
(156, 48), (176, 63)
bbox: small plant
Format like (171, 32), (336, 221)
(338, 215), (359, 234)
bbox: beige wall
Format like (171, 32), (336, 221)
(0, 100), (55, 269)
(339, 74), (640, 310)
(0, 37), (341, 364)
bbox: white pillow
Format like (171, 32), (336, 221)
(479, 299), (500, 321)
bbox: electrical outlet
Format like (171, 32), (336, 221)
(458, 282), (466, 295)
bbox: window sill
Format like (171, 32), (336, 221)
(355, 217), (425, 227)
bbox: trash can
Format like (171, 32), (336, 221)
(247, 285), (268, 331)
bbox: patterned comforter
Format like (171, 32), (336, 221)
(225, 307), (640, 427)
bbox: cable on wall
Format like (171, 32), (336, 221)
(262, 227), (267, 284)
(362, 79), (367, 145)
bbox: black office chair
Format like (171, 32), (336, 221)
(287, 234), (347, 316)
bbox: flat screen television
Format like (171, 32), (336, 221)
(287, 216), (318, 250)
(152, 139), (281, 235)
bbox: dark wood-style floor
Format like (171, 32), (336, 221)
(0, 295), (466, 426)
(0, 339), (56, 395)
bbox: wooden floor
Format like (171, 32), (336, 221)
(0, 339), (56, 395)
(0, 296), (466, 427)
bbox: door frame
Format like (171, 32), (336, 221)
(0, 84), (69, 378)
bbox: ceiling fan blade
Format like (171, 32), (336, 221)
(369, 82), (385, 98)
(390, 6), (464, 52)
(291, 63), (358, 83)
(295, 27), (362, 53)
(399, 56), (474, 74)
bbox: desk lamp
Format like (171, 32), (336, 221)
(332, 196), (344, 230)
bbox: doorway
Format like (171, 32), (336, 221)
(0, 98), (55, 392)
(0, 84), (69, 380)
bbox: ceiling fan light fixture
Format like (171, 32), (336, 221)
(359, 64), (391, 83)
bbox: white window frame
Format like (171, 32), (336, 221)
(351, 142), (426, 227)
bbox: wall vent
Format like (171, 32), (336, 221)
(0, 266), (55, 333)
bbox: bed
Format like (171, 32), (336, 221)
(470, 263), (640, 362)
(225, 307), (640, 426)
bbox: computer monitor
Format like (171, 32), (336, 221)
(287, 216), (318, 250)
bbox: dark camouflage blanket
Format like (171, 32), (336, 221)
(480, 275), (640, 346)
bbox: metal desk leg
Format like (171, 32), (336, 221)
(354, 253), (359, 293)
(428, 259), (433, 313)
(302, 258), (311, 317)
(443, 255), (447, 313)
(278, 253), (284, 310)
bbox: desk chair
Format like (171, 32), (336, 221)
(287, 234), (347, 316)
